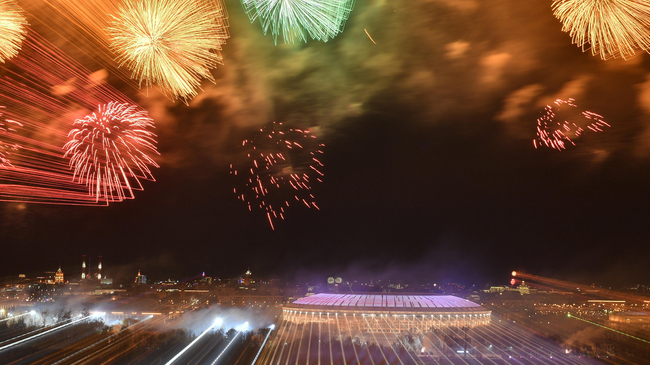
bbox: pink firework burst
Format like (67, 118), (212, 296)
(231, 121), (325, 230)
(64, 102), (159, 201)
(534, 98), (610, 151)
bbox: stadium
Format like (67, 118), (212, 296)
(255, 293), (599, 365)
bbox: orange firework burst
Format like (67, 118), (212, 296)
(553, 0), (650, 60)
(64, 102), (159, 202)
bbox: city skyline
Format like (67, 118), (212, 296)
(1, 0), (650, 287)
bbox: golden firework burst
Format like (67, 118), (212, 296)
(553, 0), (650, 60)
(0, 0), (28, 62)
(108, 0), (229, 101)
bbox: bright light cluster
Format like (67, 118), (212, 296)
(552, 0), (650, 60)
(64, 102), (159, 202)
(231, 121), (324, 229)
(242, 0), (356, 44)
(108, 0), (229, 101)
(0, 0), (27, 62)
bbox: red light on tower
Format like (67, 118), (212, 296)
(511, 278), (516, 286)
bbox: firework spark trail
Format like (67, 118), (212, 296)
(0, 31), (158, 205)
(0, 115), (21, 169)
(364, 29), (376, 44)
(231, 122), (324, 229)
(533, 98), (610, 151)
(108, 0), (230, 102)
(242, 0), (355, 44)
(553, 0), (650, 60)
(0, 0), (27, 63)
(63, 102), (159, 202)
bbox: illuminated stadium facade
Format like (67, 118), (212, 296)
(283, 294), (491, 334)
(255, 294), (596, 364)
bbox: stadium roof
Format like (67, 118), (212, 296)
(288, 293), (486, 312)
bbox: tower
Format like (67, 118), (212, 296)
(135, 270), (146, 284)
(97, 256), (102, 280)
(81, 255), (86, 280)
(55, 264), (64, 284)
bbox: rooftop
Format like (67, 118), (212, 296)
(291, 293), (482, 309)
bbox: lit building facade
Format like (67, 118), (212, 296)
(55, 266), (64, 284)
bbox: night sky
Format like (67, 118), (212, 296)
(2, 0), (650, 287)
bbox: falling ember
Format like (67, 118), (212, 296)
(231, 121), (325, 229)
(64, 102), (159, 202)
(533, 98), (610, 151)
(364, 29), (377, 44)
(0, 0), (28, 63)
(552, 0), (650, 60)
(108, 0), (230, 101)
(241, 0), (355, 44)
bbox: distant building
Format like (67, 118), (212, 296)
(55, 265), (64, 284)
(238, 269), (261, 290)
(610, 312), (650, 326)
(484, 282), (537, 295)
(135, 270), (147, 284)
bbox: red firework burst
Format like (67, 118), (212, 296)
(64, 102), (159, 201)
(231, 121), (324, 230)
(534, 98), (610, 151)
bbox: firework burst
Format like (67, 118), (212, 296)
(108, 0), (229, 101)
(534, 98), (610, 151)
(231, 122), (324, 229)
(242, 0), (356, 44)
(64, 102), (159, 201)
(552, 0), (650, 60)
(0, 0), (28, 62)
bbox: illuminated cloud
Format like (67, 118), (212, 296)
(496, 84), (544, 125)
(429, 0), (478, 12)
(481, 52), (512, 85)
(444, 40), (470, 59)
